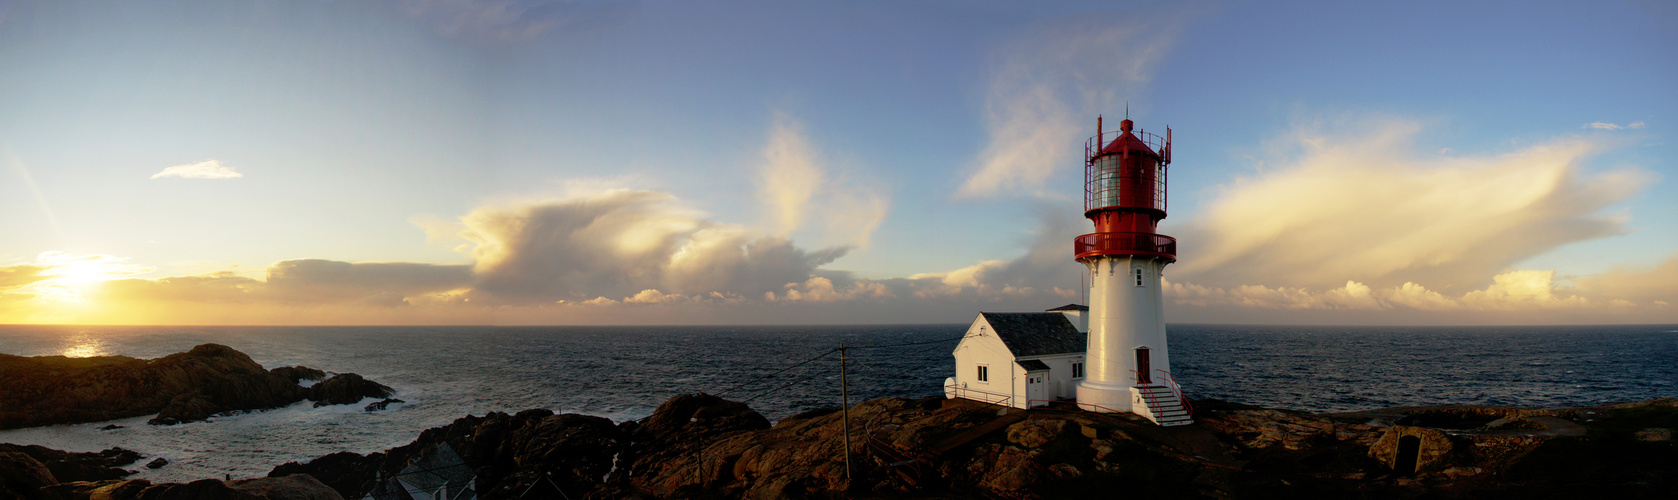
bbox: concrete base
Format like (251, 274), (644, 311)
(1075, 380), (1133, 413)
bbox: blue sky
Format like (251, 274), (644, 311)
(1, 0), (1673, 325)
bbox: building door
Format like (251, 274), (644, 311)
(1135, 347), (1151, 383)
(1026, 375), (1047, 407)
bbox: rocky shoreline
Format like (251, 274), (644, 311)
(0, 344), (394, 430)
(1, 345), (1673, 499)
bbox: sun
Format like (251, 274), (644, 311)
(25, 252), (155, 302)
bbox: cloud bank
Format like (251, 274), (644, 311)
(151, 159), (243, 179)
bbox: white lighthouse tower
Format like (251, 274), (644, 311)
(1074, 114), (1192, 426)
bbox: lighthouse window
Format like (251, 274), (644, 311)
(977, 365), (989, 382)
(1134, 268), (1145, 287)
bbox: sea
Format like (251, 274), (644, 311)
(0, 323), (1674, 483)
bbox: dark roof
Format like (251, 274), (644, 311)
(979, 312), (1086, 357)
(1018, 359), (1051, 372)
(1045, 304), (1088, 312)
(1099, 131), (1160, 158)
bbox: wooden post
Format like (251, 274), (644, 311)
(840, 343), (852, 484)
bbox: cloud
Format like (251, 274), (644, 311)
(150, 159), (243, 179)
(0, 264), (48, 288)
(1173, 119), (1650, 292)
(457, 189), (848, 303)
(1575, 254), (1678, 305)
(1584, 121), (1646, 131)
(756, 113), (890, 248)
(758, 113), (825, 237)
(957, 12), (1187, 198)
(1164, 269), (1596, 313)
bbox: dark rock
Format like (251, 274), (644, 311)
(137, 478), (260, 500)
(0, 451), (57, 498)
(269, 366), (326, 385)
(0, 343), (312, 429)
(145, 458), (167, 469)
(362, 398), (403, 412)
(0, 444), (138, 483)
(229, 474), (343, 500)
(37, 479), (151, 500)
(98, 424), (124, 430)
(269, 452), (382, 499)
(308, 374), (393, 407)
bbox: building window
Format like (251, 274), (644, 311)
(1072, 362), (1084, 378)
(1134, 268), (1144, 287)
(977, 365), (989, 382)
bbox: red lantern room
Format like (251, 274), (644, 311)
(1074, 116), (1176, 261)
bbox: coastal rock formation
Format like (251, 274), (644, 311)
(0, 445), (141, 484)
(308, 374), (394, 408)
(28, 475), (341, 500)
(264, 395), (1677, 499)
(0, 344), (393, 429)
(269, 366), (326, 385)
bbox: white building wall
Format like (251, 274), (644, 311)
(1019, 354), (1085, 400)
(1077, 255), (1172, 413)
(948, 316), (1025, 408)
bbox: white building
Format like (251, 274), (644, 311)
(943, 305), (1089, 409)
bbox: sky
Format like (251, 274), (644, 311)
(0, 0), (1674, 326)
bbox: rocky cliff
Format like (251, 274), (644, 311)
(0, 344), (394, 429)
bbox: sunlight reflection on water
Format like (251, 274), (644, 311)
(57, 333), (108, 358)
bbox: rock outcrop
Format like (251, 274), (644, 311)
(307, 374), (393, 408)
(0, 345), (393, 429)
(263, 395), (1678, 499)
(0, 444), (141, 484)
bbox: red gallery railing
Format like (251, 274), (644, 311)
(1074, 232), (1177, 260)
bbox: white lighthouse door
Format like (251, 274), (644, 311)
(1026, 374), (1046, 406)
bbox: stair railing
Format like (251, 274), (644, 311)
(1156, 369), (1193, 418)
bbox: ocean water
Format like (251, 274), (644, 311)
(0, 323), (1674, 483)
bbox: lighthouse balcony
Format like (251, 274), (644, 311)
(1074, 232), (1176, 260)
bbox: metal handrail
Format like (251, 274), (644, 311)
(1131, 370), (1169, 419)
(943, 383), (1013, 408)
(1156, 370), (1194, 418)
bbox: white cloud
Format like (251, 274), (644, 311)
(957, 13), (1186, 198)
(755, 112), (890, 249)
(1173, 118), (1650, 291)
(455, 188), (847, 303)
(1584, 121), (1646, 131)
(759, 113), (825, 237)
(150, 159), (243, 179)
(1165, 269), (1606, 313)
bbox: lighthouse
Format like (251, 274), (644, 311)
(1074, 114), (1192, 426)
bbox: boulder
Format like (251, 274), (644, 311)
(0, 452), (57, 498)
(269, 367), (326, 385)
(361, 399), (403, 412)
(308, 374), (393, 407)
(146, 458), (168, 469)
(268, 452), (380, 500)
(229, 474), (343, 500)
(0, 444), (139, 483)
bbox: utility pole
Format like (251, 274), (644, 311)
(840, 343), (852, 484)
